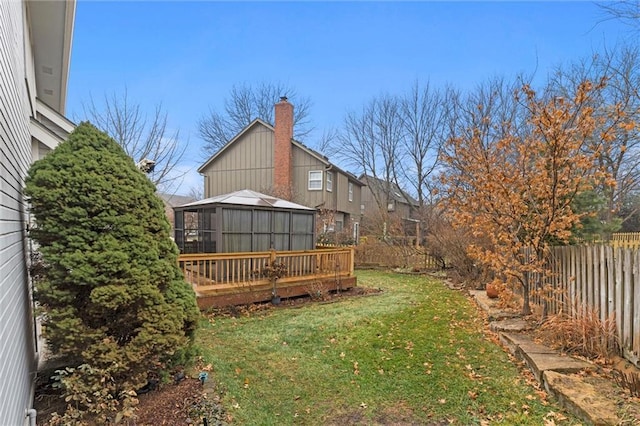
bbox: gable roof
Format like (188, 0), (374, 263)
(359, 174), (419, 206)
(157, 192), (198, 207)
(198, 118), (364, 186)
(176, 189), (316, 211)
(198, 118), (270, 173)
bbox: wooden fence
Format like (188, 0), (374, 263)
(610, 232), (640, 249)
(529, 245), (640, 366)
(354, 241), (441, 270)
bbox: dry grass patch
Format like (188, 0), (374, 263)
(535, 305), (619, 360)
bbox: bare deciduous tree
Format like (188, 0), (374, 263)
(82, 90), (187, 193)
(337, 94), (404, 215)
(549, 45), (640, 227)
(314, 127), (340, 160)
(599, 1), (640, 31)
(399, 81), (451, 207)
(449, 75), (530, 152)
(187, 185), (203, 201)
(198, 82), (313, 156)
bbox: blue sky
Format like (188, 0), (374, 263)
(66, 1), (634, 194)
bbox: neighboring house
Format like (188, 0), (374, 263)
(199, 98), (364, 241)
(359, 174), (420, 236)
(0, 1), (75, 424)
(156, 192), (197, 235)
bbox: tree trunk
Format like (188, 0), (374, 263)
(521, 280), (531, 316)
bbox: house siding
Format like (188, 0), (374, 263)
(0, 1), (38, 424)
(360, 183), (376, 216)
(201, 121), (363, 226)
(292, 145), (327, 209)
(203, 124), (274, 197)
(335, 172), (361, 218)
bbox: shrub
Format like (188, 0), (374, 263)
(424, 218), (486, 285)
(306, 281), (329, 301)
(25, 122), (200, 421)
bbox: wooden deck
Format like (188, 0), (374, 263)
(178, 248), (356, 309)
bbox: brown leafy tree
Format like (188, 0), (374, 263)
(443, 80), (623, 315)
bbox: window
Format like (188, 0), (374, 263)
(348, 182), (354, 201)
(308, 170), (322, 190)
(326, 171), (333, 192)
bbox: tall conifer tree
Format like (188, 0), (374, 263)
(26, 122), (199, 401)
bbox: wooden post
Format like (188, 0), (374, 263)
(349, 246), (355, 276)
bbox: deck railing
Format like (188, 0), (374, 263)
(610, 232), (640, 249)
(178, 247), (355, 293)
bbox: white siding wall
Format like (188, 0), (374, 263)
(0, 2), (38, 424)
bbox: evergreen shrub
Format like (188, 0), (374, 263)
(26, 122), (200, 420)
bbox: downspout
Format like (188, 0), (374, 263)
(26, 408), (37, 426)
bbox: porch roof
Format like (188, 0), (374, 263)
(176, 189), (316, 211)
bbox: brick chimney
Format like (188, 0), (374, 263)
(274, 97), (294, 199)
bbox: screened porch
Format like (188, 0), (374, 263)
(173, 189), (317, 254)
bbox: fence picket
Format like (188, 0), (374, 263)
(615, 248), (624, 351)
(521, 245), (639, 366)
(606, 246), (614, 320)
(634, 251), (640, 362)
(598, 245), (606, 321)
(623, 249), (633, 351)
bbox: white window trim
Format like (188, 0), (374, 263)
(326, 171), (333, 192)
(348, 182), (353, 202)
(308, 170), (323, 191)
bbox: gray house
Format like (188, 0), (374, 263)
(359, 174), (420, 238)
(0, 1), (75, 424)
(198, 98), (364, 242)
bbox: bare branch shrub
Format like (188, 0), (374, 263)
(306, 281), (329, 301)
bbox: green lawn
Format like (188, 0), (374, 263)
(194, 270), (580, 425)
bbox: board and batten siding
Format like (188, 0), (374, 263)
(336, 172), (361, 218)
(203, 124), (274, 197)
(0, 1), (38, 424)
(292, 144), (328, 209)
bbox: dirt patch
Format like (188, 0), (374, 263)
(580, 367), (640, 423)
(34, 377), (228, 425)
(322, 400), (448, 426)
(135, 378), (227, 425)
